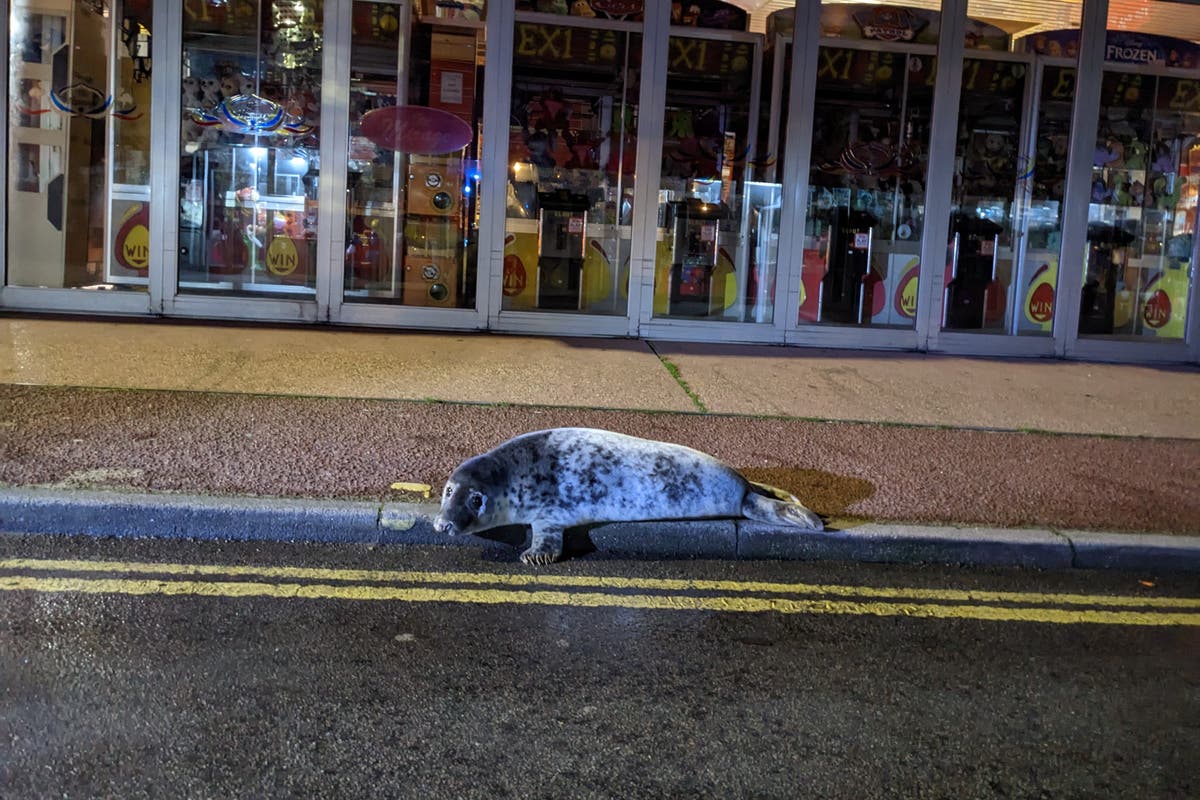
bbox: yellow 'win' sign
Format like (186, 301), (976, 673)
(267, 237), (299, 276)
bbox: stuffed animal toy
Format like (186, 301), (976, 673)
(1124, 140), (1148, 171)
(200, 77), (222, 110)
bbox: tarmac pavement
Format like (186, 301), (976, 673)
(3, 535), (1198, 799)
(1, 316), (1199, 572)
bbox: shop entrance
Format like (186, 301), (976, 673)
(498, 12), (643, 325)
(796, 21), (938, 331)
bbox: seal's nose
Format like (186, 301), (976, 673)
(433, 516), (455, 535)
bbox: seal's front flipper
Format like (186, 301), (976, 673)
(742, 491), (824, 531)
(521, 524), (564, 565)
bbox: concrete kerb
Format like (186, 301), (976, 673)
(1, 486), (1198, 573)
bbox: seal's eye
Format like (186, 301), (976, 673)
(468, 492), (484, 512)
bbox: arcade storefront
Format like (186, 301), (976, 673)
(4, 0), (1199, 363)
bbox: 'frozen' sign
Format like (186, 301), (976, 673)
(1020, 29), (1200, 69)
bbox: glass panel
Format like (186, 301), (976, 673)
(800, 43), (933, 328)
(652, 33), (771, 323)
(344, 2), (486, 308)
(178, 1), (323, 296)
(1076, 1), (1198, 340)
(6, 0), (153, 291)
(1016, 61), (1077, 335)
(503, 19), (641, 315)
(514, 1), (642, 23)
(942, 55), (1028, 332)
(758, 11), (792, 188)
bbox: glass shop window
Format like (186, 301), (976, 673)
(651, 28), (773, 324)
(800, 41), (934, 329)
(177, 1), (323, 296)
(503, 17), (642, 316)
(1014, 60), (1077, 337)
(758, 10), (793, 189)
(1078, 9), (1199, 341)
(941, 49), (1030, 335)
(343, 1), (486, 308)
(7, 0), (154, 291)
(1018, 0), (1198, 342)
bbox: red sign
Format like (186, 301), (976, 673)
(503, 254), (527, 297)
(1027, 281), (1054, 324)
(114, 203), (151, 271)
(894, 264), (920, 319)
(1143, 288), (1171, 329)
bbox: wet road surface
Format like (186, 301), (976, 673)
(1, 534), (1197, 799)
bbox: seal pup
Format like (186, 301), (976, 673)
(434, 427), (823, 565)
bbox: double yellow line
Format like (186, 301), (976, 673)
(1, 557), (1198, 627)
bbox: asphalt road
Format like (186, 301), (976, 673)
(1, 534), (1198, 799)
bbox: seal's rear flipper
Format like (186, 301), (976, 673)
(748, 481), (802, 504)
(742, 490), (824, 531)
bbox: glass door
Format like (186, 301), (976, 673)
(501, 14), (642, 318)
(177, 1), (323, 297)
(650, 30), (770, 325)
(341, 0), (485, 310)
(6, 0), (154, 295)
(800, 41), (934, 329)
(941, 55), (1031, 334)
(1079, 67), (1197, 341)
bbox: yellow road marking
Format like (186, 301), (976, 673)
(0, 574), (1198, 627)
(1, 556), (1197, 610)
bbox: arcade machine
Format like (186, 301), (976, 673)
(536, 189), (590, 310)
(402, 153), (466, 307)
(1079, 222), (1136, 335)
(944, 213), (1004, 329)
(665, 197), (728, 317)
(820, 206), (879, 324)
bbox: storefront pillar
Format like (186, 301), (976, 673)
(479, 0), (515, 329)
(626, 0), (670, 337)
(148, 0), (179, 317)
(776, 0), (820, 343)
(1056, 0), (1109, 356)
(317, 1), (350, 323)
(915, 0), (966, 351)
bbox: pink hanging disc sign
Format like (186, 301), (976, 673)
(360, 105), (473, 154)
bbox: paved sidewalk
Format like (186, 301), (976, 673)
(1, 316), (1198, 571)
(3, 316), (1198, 437)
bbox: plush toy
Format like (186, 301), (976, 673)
(1110, 174), (1132, 206)
(1130, 179), (1145, 207)
(1151, 142), (1174, 173)
(200, 77), (222, 110)
(1094, 139), (1120, 168)
(221, 73), (255, 100)
(180, 77), (218, 152)
(182, 76), (203, 107)
(1124, 140), (1148, 171)
(1104, 139), (1125, 168)
(220, 74), (241, 100)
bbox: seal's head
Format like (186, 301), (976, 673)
(433, 456), (506, 536)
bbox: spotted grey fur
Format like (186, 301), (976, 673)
(434, 427), (824, 565)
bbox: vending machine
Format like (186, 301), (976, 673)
(665, 198), (728, 317)
(536, 189), (590, 310)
